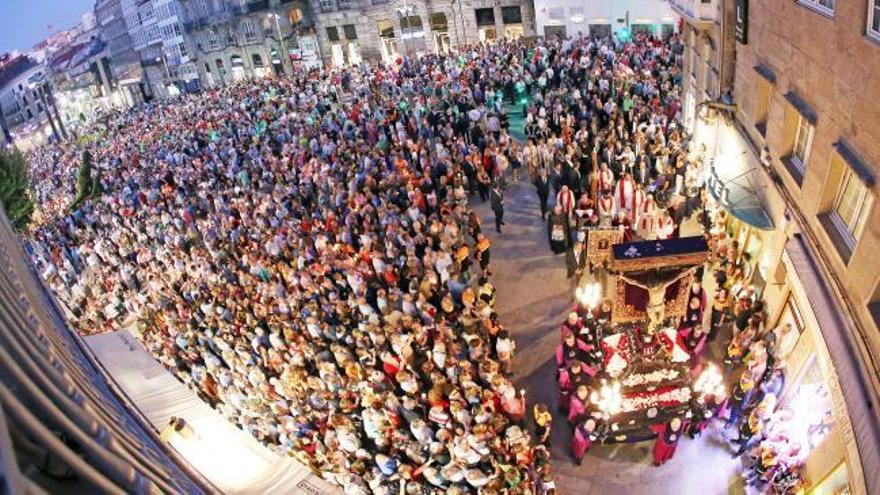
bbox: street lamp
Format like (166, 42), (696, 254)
(155, 53), (174, 98)
(156, 54), (172, 80)
(266, 13), (287, 74)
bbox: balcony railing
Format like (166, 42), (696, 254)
(0, 209), (217, 494)
(245, 0), (270, 14)
(182, 18), (208, 31)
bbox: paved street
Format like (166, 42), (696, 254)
(474, 181), (743, 495)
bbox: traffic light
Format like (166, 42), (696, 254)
(617, 28), (632, 41)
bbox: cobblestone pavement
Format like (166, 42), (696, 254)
(473, 181), (744, 495)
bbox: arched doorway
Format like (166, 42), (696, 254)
(377, 19), (399, 64)
(430, 13), (451, 54)
(399, 15), (426, 55)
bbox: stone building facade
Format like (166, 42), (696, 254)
(178, 0), (317, 88)
(535, 0), (677, 40)
(0, 56), (52, 146)
(673, 0), (880, 493)
(96, 0), (149, 104)
(309, 0), (536, 66)
(670, 0), (735, 129)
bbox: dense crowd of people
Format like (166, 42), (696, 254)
(24, 40), (561, 494)
(705, 208), (807, 493)
(513, 30), (803, 493)
(520, 29), (708, 467)
(19, 27), (809, 494)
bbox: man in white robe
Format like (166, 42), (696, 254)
(638, 194), (659, 240)
(614, 172), (638, 221)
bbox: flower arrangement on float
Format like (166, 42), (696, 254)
(621, 368), (681, 388)
(600, 333), (630, 377)
(620, 386), (692, 413)
(658, 327), (691, 363)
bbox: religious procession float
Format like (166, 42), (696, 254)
(558, 236), (727, 446)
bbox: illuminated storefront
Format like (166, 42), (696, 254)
(693, 106), (867, 493)
(696, 106), (782, 298)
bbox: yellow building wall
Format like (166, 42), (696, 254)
(778, 252), (867, 494)
(731, 0), (880, 466)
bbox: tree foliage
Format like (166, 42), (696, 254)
(71, 149), (94, 209)
(0, 150), (34, 231)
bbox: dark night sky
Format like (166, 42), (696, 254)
(0, 0), (95, 54)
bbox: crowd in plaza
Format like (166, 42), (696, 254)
(25, 41), (555, 494)
(19, 25), (809, 494)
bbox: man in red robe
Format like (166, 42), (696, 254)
(611, 210), (633, 242)
(597, 191), (616, 226)
(614, 172), (638, 222)
(638, 193), (659, 239)
(650, 417), (685, 466)
(572, 418), (597, 465)
(557, 185), (576, 217)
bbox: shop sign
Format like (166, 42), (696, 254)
(707, 166), (731, 206)
(735, 0), (748, 44)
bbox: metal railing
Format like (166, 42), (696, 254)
(0, 210), (218, 495)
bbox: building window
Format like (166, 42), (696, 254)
(430, 13), (448, 32)
(797, 0), (834, 16)
(792, 115), (813, 171)
(754, 77), (773, 136)
(501, 6), (522, 24)
(242, 20), (256, 42)
(830, 168), (872, 250)
(173, 42), (188, 60)
(475, 8), (496, 27)
(401, 16), (423, 36)
(869, 0), (880, 41)
(343, 24), (357, 40)
(377, 20), (395, 38)
(252, 53), (264, 67)
(209, 30), (219, 49)
(786, 357), (835, 455)
(318, 0), (335, 12)
(327, 26), (340, 42)
(546, 7), (564, 23)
